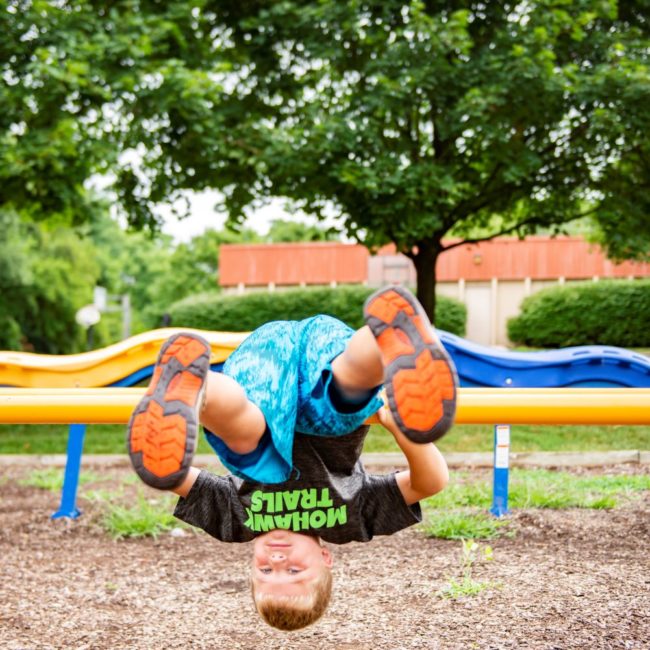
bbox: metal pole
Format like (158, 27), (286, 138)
(121, 294), (131, 340)
(490, 424), (511, 517)
(51, 423), (86, 520)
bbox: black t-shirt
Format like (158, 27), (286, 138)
(174, 426), (422, 544)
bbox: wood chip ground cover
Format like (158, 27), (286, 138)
(0, 463), (648, 650)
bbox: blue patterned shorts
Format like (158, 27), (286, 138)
(204, 315), (383, 484)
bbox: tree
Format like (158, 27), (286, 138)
(266, 219), (338, 243)
(3, 1), (649, 320)
(199, 0), (650, 319)
(0, 211), (32, 349)
(87, 212), (261, 331)
(0, 211), (100, 353)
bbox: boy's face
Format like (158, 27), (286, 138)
(251, 530), (333, 597)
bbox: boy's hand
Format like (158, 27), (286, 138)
(377, 394), (408, 442)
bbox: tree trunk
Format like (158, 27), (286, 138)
(411, 241), (442, 324)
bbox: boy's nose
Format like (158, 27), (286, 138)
(269, 552), (287, 563)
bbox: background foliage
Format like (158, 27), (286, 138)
(2, 1), (648, 321)
(0, 202), (343, 352)
(508, 280), (650, 348)
(168, 286), (467, 335)
(0, 210), (98, 352)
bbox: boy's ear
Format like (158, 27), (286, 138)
(321, 546), (334, 568)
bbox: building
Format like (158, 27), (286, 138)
(219, 238), (650, 346)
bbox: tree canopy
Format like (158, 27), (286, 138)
(3, 0), (649, 318)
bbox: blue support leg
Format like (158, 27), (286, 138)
(51, 423), (86, 520)
(490, 424), (511, 518)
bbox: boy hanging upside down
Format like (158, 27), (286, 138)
(127, 286), (457, 631)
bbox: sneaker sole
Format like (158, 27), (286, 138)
(126, 333), (211, 489)
(364, 286), (458, 443)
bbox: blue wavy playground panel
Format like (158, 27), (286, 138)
(438, 332), (650, 388)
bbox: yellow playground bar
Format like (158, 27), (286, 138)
(0, 387), (649, 425)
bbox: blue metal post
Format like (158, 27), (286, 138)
(51, 423), (86, 520)
(490, 424), (511, 517)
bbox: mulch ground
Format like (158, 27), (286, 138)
(1, 462), (649, 650)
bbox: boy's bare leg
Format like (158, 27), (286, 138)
(200, 371), (267, 455)
(330, 326), (384, 396)
(134, 374), (265, 497)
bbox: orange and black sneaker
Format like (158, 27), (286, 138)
(364, 286), (458, 443)
(127, 332), (211, 490)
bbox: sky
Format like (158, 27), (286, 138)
(157, 189), (348, 243)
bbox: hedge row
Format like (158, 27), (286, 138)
(507, 280), (650, 348)
(168, 285), (467, 335)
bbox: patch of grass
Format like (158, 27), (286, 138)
(83, 487), (123, 503)
(2, 421), (649, 455)
(425, 478), (491, 510)
(19, 467), (100, 492)
(97, 491), (185, 539)
(508, 469), (650, 510)
(420, 469), (650, 539)
(120, 473), (143, 486)
(363, 423), (650, 454)
(428, 469), (650, 511)
(422, 510), (510, 540)
(0, 424), (215, 455)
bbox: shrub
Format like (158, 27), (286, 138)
(168, 285), (466, 335)
(507, 280), (650, 348)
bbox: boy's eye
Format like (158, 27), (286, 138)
(259, 568), (272, 574)
(288, 568), (302, 575)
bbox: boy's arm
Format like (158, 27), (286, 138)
(377, 405), (449, 506)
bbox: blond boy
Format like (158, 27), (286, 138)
(127, 286), (457, 630)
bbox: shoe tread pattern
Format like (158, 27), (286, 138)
(127, 333), (210, 489)
(364, 287), (458, 443)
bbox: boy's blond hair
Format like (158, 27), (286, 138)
(252, 567), (333, 631)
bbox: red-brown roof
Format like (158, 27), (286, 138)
(219, 237), (650, 286)
(219, 242), (368, 286)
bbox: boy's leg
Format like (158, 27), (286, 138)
(200, 372), (266, 455)
(127, 332), (266, 490)
(332, 287), (458, 443)
(363, 286), (458, 443)
(330, 326), (384, 399)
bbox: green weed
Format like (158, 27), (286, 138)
(423, 469), (648, 515)
(421, 469), (649, 539)
(437, 540), (499, 599)
(508, 469), (650, 510)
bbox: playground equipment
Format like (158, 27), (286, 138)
(439, 331), (650, 388)
(1, 329), (649, 519)
(0, 328), (245, 388)
(2, 329), (649, 389)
